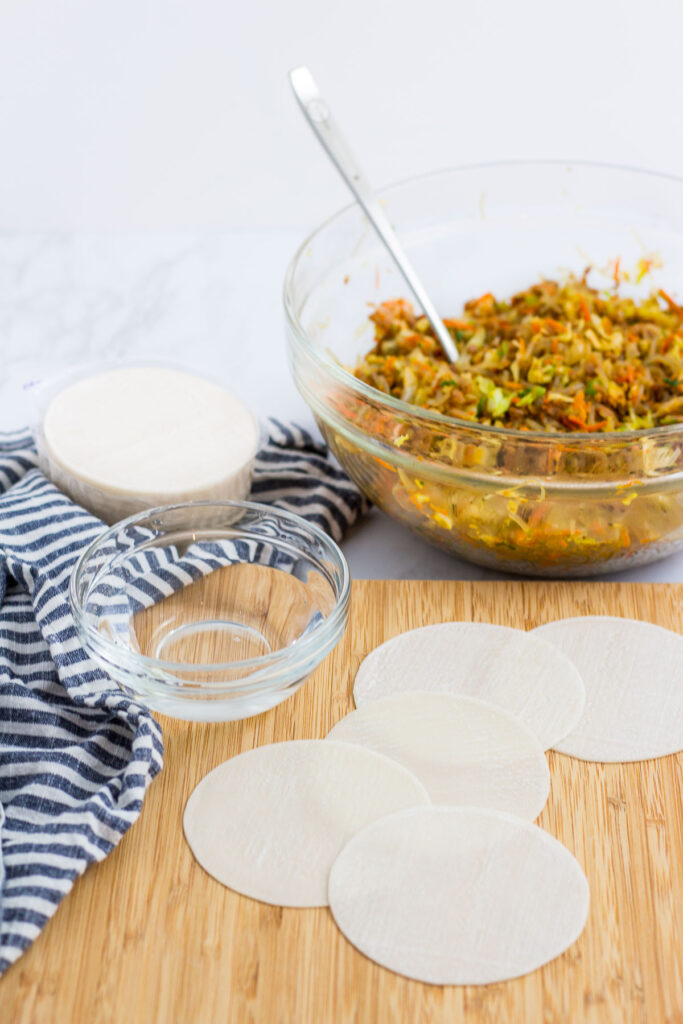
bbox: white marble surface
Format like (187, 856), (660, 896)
(2, 232), (682, 584)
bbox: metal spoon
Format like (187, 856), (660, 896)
(289, 66), (459, 363)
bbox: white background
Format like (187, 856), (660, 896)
(0, 0), (682, 230)
(1, 0), (682, 581)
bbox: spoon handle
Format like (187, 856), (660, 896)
(289, 66), (459, 363)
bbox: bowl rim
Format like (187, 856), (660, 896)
(283, 158), (683, 446)
(69, 498), (351, 679)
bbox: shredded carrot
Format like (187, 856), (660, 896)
(613, 256), (621, 284)
(660, 289), (680, 312)
(443, 318), (472, 330)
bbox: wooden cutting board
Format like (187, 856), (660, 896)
(2, 580), (683, 1024)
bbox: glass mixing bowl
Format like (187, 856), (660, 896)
(284, 161), (683, 576)
(70, 501), (350, 721)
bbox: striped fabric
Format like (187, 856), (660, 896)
(0, 419), (366, 975)
(252, 419), (368, 541)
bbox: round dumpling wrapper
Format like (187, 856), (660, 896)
(327, 692), (549, 820)
(183, 739), (429, 907)
(353, 622), (585, 750)
(532, 615), (683, 762)
(329, 805), (590, 985)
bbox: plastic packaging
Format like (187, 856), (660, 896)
(30, 360), (261, 524)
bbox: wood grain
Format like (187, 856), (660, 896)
(2, 581), (682, 1024)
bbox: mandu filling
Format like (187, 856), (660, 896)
(354, 275), (683, 432)
(332, 273), (683, 567)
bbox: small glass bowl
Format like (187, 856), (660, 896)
(70, 501), (350, 721)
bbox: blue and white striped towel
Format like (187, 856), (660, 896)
(0, 419), (366, 975)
